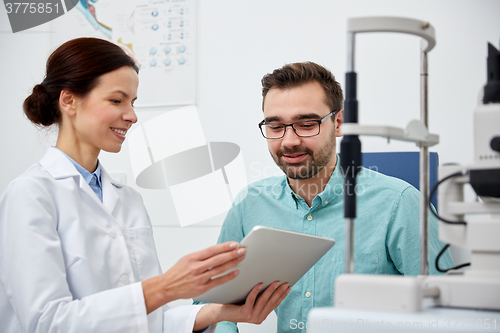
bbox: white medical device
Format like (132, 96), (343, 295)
(335, 16), (500, 314)
(423, 42), (500, 310)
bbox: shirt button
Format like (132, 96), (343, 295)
(120, 275), (130, 285)
(108, 229), (117, 238)
(305, 291), (311, 298)
(324, 200), (329, 205)
(307, 215), (313, 221)
(91, 177), (95, 183)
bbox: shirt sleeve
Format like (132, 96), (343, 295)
(192, 201), (245, 333)
(217, 198), (246, 245)
(214, 320), (239, 333)
(163, 304), (216, 333)
(428, 208), (455, 274)
(386, 186), (454, 275)
(0, 177), (150, 333)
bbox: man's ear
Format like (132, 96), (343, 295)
(335, 109), (344, 137)
(59, 90), (77, 116)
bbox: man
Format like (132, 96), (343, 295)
(214, 62), (453, 332)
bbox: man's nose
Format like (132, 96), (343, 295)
(281, 125), (301, 147)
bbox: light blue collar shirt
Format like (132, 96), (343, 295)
(55, 147), (103, 203)
(211, 154), (453, 333)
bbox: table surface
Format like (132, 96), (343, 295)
(307, 306), (500, 332)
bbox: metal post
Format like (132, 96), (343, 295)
(420, 50), (430, 275)
(345, 218), (355, 274)
(347, 32), (355, 72)
(344, 31), (358, 274)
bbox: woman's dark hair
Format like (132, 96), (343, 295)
(23, 37), (139, 126)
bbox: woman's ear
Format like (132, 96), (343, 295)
(59, 90), (77, 116)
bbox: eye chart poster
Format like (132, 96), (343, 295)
(51, 0), (197, 107)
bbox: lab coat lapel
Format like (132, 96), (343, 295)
(72, 171), (104, 208)
(100, 167), (122, 218)
(39, 147), (81, 180)
(40, 147), (119, 217)
(40, 147), (103, 206)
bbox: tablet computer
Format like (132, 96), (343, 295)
(193, 226), (335, 304)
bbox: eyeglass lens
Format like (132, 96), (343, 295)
(262, 121), (320, 139)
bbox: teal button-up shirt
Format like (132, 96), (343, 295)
(213, 156), (453, 333)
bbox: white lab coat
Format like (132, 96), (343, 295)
(0, 147), (214, 333)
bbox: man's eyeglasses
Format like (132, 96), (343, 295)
(258, 110), (338, 140)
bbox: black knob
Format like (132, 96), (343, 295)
(491, 136), (500, 152)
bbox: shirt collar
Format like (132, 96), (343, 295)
(54, 147), (101, 187)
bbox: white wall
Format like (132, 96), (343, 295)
(1, 1), (499, 332)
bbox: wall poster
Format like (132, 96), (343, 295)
(51, 0), (197, 107)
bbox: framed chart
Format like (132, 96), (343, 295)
(51, 0), (197, 107)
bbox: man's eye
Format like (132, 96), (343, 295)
(296, 122), (316, 129)
(268, 124), (284, 131)
(111, 99), (121, 104)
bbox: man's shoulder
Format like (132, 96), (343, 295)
(357, 166), (416, 194)
(231, 175), (287, 205)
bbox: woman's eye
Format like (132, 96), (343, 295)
(111, 99), (121, 104)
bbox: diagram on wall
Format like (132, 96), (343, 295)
(51, 0), (197, 107)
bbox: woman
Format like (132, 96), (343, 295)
(0, 37), (290, 332)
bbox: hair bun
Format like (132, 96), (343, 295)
(23, 83), (59, 126)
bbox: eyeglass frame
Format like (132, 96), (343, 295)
(258, 110), (339, 140)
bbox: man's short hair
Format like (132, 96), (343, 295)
(261, 62), (344, 114)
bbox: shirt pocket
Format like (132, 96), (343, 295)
(330, 251), (380, 302)
(354, 252), (379, 274)
(126, 226), (161, 281)
(330, 251), (379, 272)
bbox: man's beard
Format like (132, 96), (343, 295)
(271, 131), (337, 180)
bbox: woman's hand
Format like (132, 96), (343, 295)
(142, 242), (245, 314)
(193, 281), (290, 331)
